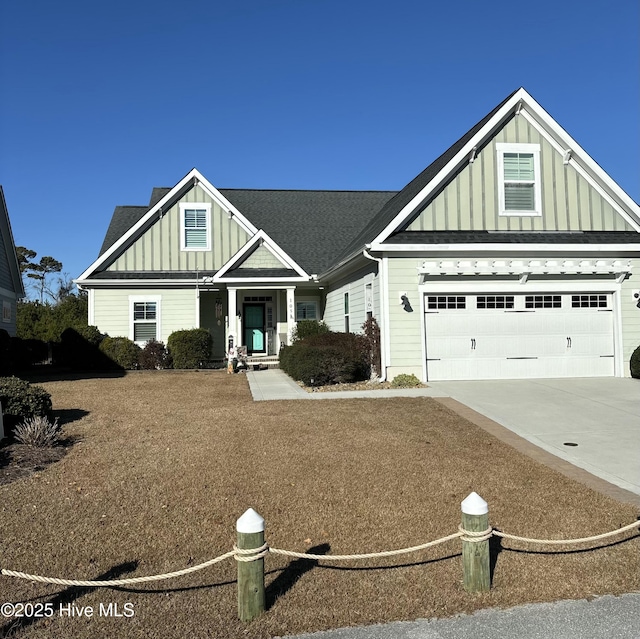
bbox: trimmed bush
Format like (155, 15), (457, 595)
(99, 336), (141, 370)
(139, 339), (172, 370)
(631, 345), (640, 379)
(291, 320), (330, 343)
(0, 376), (52, 435)
(391, 373), (422, 388)
(167, 329), (212, 369)
(280, 331), (369, 386)
(14, 415), (61, 447)
(0, 329), (12, 374)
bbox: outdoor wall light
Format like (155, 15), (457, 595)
(400, 293), (413, 312)
(634, 291), (640, 309)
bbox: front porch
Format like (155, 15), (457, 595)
(199, 285), (321, 362)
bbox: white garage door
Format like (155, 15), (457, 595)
(424, 293), (615, 380)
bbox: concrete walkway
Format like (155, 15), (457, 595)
(246, 369), (448, 401)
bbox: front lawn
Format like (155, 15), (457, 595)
(0, 371), (638, 639)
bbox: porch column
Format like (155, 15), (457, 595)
(286, 287), (296, 345)
(227, 288), (238, 351)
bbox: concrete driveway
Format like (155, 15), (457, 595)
(427, 378), (640, 497)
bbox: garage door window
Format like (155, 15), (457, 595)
(427, 296), (466, 310)
(571, 295), (608, 308)
(477, 295), (514, 309)
(525, 295), (561, 309)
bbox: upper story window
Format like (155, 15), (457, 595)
(496, 143), (542, 217)
(180, 202), (211, 250)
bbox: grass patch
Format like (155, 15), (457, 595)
(0, 371), (637, 639)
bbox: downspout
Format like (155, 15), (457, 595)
(362, 248), (387, 381)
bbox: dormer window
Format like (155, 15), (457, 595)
(180, 202), (211, 250)
(496, 143), (542, 217)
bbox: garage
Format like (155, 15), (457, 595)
(424, 293), (615, 380)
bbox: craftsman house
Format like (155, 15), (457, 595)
(76, 88), (640, 380)
(0, 187), (25, 336)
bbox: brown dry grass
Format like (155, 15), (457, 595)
(0, 371), (637, 639)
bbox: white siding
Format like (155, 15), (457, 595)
(324, 265), (378, 333)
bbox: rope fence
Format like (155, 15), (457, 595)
(1, 493), (638, 621)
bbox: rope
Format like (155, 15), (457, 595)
(458, 525), (493, 543)
(269, 531), (464, 561)
(0, 550), (237, 587)
(1, 521), (637, 587)
(233, 543), (270, 562)
(492, 520), (640, 546)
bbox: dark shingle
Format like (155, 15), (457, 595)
(388, 230), (640, 244)
(99, 206), (148, 256)
(219, 189), (396, 274)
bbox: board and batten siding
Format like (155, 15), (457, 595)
(241, 245), (285, 269)
(323, 265), (378, 333)
(405, 114), (634, 233)
(106, 185), (251, 272)
(0, 234), (13, 292)
(621, 261), (640, 375)
(93, 288), (197, 344)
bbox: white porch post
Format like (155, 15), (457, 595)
(227, 288), (237, 351)
(286, 287), (296, 345)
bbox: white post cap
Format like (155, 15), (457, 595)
(237, 508), (265, 533)
(461, 492), (488, 515)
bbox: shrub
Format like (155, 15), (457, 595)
(291, 320), (330, 343)
(99, 337), (141, 369)
(139, 340), (172, 370)
(0, 329), (12, 374)
(167, 329), (212, 369)
(0, 376), (52, 435)
(280, 331), (369, 386)
(362, 316), (381, 379)
(14, 415), (61, 447)
(391, 373), (422, 388)
(58, 327), (112, 370)
(631, 345), (640, 379)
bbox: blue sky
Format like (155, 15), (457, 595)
(1, 0), (638, 294)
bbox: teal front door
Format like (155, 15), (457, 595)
(244, 304), (265, 353)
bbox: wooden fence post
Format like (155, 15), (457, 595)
(461, 492), (490, 593)
(237, 508), (265, 621)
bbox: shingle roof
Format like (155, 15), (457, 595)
(219, 189), (396, 274)
(387, 231), (640, 244)
(99, 206), (148, 256)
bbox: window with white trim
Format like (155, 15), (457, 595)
(344, 293), (350, 332)
(296, 301), (317, 321)
(180, 202), (211, 250)
(571, 295), (608, 308)
(131, 300), (159, 343)
(2, 301), (11, 323)
(496, 143), (542, 216)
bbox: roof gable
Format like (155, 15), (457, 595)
(362, 88), (639, 252)
(214, 229), (309, 281)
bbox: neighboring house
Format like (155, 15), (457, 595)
(77, 88), (640, 381)
(0, 187), (25, 336)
